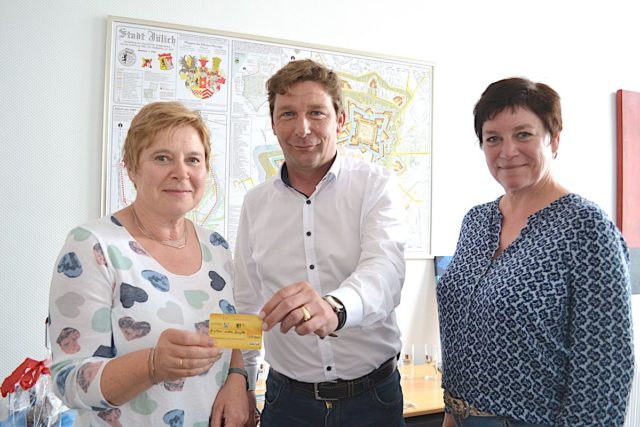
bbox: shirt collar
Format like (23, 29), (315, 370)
(278, 152), (340, 190)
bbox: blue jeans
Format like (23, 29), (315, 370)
(452, 413), (551, 427)
(261, 369), (406, 427)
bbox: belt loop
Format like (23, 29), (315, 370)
(365, 372), (374, 389)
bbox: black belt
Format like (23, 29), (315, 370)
(269, 356), (397, 401)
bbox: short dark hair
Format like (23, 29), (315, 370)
(473, 77), (562, 147)
(266, 59), (344, 122)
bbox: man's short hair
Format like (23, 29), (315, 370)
(266, 59), (344, 122)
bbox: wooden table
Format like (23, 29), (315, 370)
(400, 363), (445, 426)
(399, 363), (444, 417)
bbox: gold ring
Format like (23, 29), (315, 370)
(300, 306), (311, 322)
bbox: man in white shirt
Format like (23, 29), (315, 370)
(234, 59), (407, 427)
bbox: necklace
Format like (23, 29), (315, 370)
(130, 205), (188, 249)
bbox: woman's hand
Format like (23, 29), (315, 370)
(101, 330), (219, 407)
(154, 328), (222, 383)
(210, 372), (249, 427)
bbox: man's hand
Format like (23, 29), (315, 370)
(260, 282), (338, 337)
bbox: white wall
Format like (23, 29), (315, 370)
(1, 0), (638, 393)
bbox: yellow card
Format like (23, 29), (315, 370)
(209, 313), (263, 350)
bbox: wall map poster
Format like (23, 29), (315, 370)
(103, 16), (434, 256)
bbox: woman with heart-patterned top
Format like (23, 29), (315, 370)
(49, 101), (249, 427)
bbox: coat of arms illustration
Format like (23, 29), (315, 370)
(179, 55), (226, 99)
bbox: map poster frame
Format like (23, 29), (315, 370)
(102, 15), (434, 258)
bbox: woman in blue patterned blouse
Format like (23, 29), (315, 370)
(437, 78), (634, 427)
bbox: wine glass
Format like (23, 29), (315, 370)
(400, 344), (417, 379)
(424, 344), (438, 380)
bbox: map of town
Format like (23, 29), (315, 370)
(106, 20), (432, 255)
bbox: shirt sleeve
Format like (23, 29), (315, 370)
(337, 173), (407, 328)
(49, 227), (118, 410)
(233, 202), (262, 390)
(555, 217), (634, 426)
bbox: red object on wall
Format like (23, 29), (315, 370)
(616, 89), (640, 247)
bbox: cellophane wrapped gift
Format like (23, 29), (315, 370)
(0, 358), (76, 427)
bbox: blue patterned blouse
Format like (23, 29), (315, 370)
(437, 193), (634, 426)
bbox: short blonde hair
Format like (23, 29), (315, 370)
(123, 101), (211, 172)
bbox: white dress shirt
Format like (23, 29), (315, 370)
(234, 154), (407, 388)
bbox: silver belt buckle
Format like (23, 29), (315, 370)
(313, 382), (339, 401)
